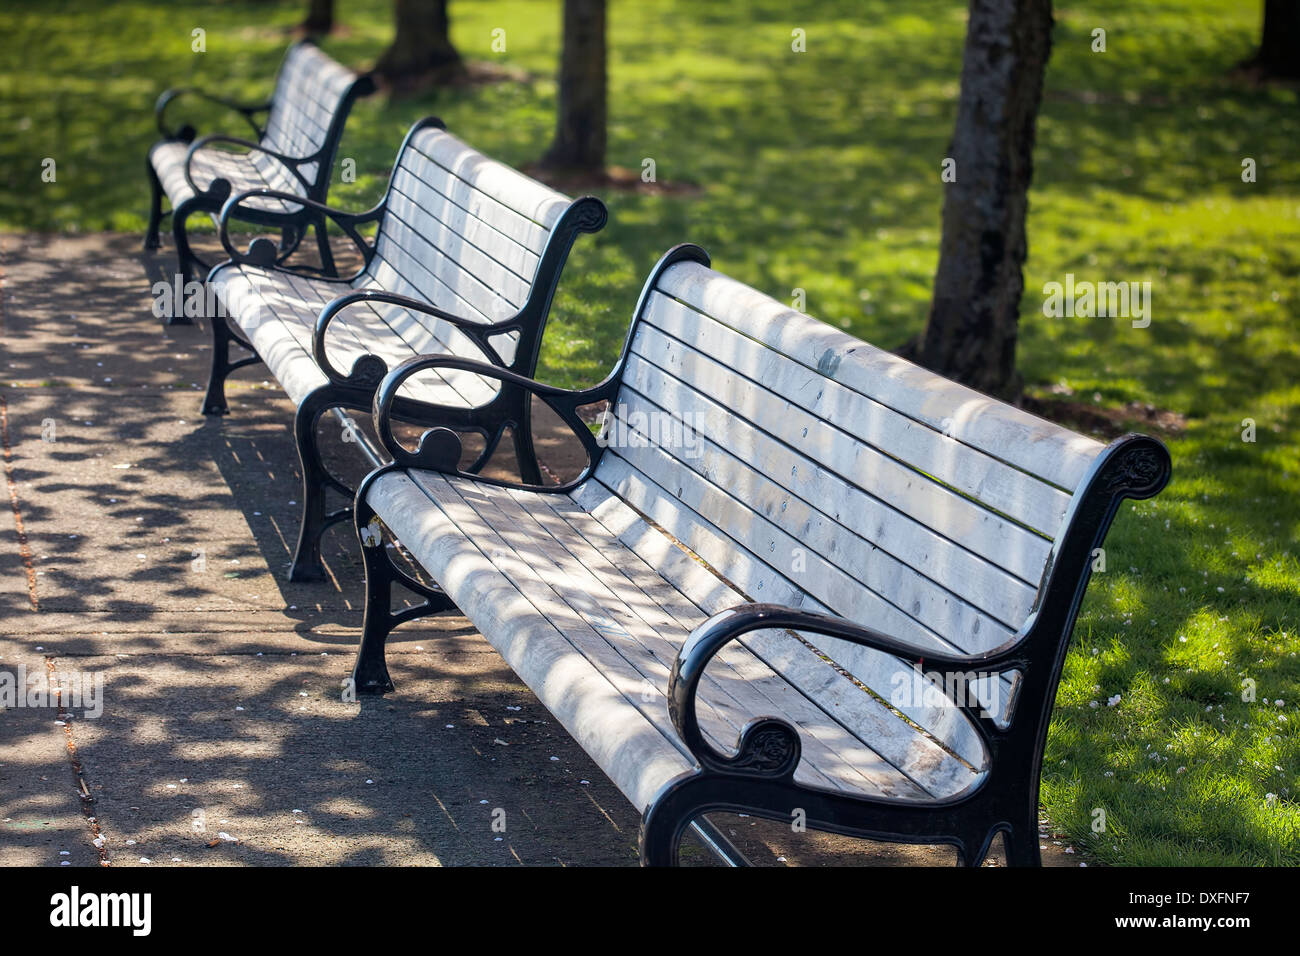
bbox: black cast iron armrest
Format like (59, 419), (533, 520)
(315, 290), (524, 388)
(155, 88), (271, 141)
(187, 134), (312, 194)
(371, 353), (617, 491)
(218, 188), (383, 269)
(669, 604), (1027, 776)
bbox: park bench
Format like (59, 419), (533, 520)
(145, 39), (374, 304)
(348, 243), (1172, 866)
(205, 116), (607, 581)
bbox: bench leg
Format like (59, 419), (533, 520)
(956, 827), (1001, 867)
(998, 822), (1041, 867)
(169, 199), (201, 325)
(511, 420), (544, 486)
(201, 310), (261, 416)
(313, 214), (336, 277)
(352, 488), (455, 695)
(144, 159), (165, 251)
(289, 387), (355, 582)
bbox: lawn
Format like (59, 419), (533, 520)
(1, 0), (1296, 865)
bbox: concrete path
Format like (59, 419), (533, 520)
(0, 233), (1078, 866)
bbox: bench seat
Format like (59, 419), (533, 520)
(367, 468), (976, 815)
(149, 140), (305, 219)
(209, 263), (503, 409)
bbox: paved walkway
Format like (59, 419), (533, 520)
(0, 233), (1076, 866)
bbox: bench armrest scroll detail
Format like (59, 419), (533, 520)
(669, 604), (1026, 777)
(155, 88), (272, 141)
(218, 188), (382, 270)
(371, 354), (616, 491)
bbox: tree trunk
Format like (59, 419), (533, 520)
(540, 0), (607, 174)
(1252, 0), (1300, 78)
(301, 0), (333, 36)
(913, 0), (1053, 401)
(374, 0), (465, 92)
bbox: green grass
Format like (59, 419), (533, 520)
(2, 0), (1297, 865)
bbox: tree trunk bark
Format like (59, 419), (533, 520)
(913, 0), (1053, 401)
(1253, 0), (1300, 78)
(540, 0), (607, 174)
(301, 0), (333, 36)
(374, 0), (465, 92)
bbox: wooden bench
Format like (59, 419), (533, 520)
(146, 40), (374, 302)
(348, 244), (1172, 867)
(205, 117), (607, 581)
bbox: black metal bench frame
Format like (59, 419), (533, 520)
(348, 244), (1173, 867)
(206, 117), (607, 581)
(144, 39), (375, 311)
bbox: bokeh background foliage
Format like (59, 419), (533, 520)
(1, 0), (1296, 864)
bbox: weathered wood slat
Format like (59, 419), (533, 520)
(388, 166), (542, 282)
(599, 431), (1016, 654)
(212, 266), (488, 410)
(407, 469), (941, 802)
(655, 262), (1105, 496)
(261, 43), (357, 161)
(403, 133), (556, 255)
(369, 470), (696, 814)
(580, 461), (999, 762)
(567, 480), (990, 771)
(611, 364), (1041, 626)
(383, 184), (534, 306)
(635, 298), (1071, 539)
(407, 129), (570, 232)
(374, 214), (525, 324)
(511, 485), (977, 796)
(475, 479), (941, 799)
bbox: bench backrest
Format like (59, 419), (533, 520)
(592, 248), (1167, 768)
(363, 120), (596, 369)
(256, 41), (371, 196)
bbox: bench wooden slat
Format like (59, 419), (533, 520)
(406, 129), (571, 233)
(369, 470), (698, 814)
(612, 360), (1041, 625)
(403, 134), (557, 256)
(598, 426), (1017, 652)
(277, 269), (502, 410)
(655, 262), (1106, 496)
(261, 43), (358, 162)
(212, 267), (494, 410)
(388, 165), (543, 282)
(402, 469), (943, 803)
(513, 485), (977, 796)
(375, 213), (523, 321)
(581, 459), (997, 764)
(380, 187), (532, 311)
(480, 480), (952, 799)
(569, 479), (992, 773)
(639, 292), (1071, 540)
(458, 479), (901, 799)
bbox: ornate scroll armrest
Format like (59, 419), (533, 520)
(668, 604), (1026, 777)
(186, 134), (309, 194)
(155, 88), (271, 141)
(371, 354), (616, 491)
(314, 291), (518, 388)
(218, 188), (382, 269)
